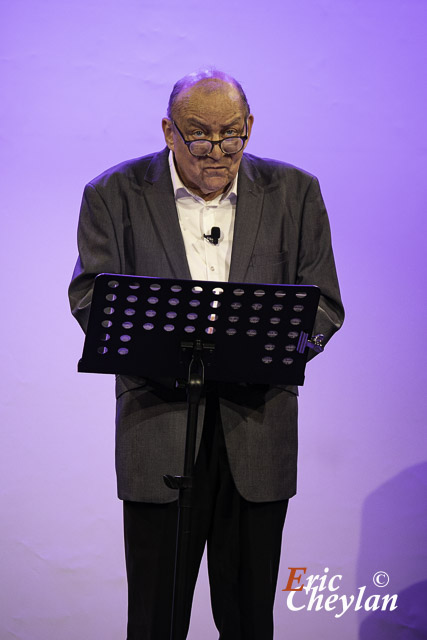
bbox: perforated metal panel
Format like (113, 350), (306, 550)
(79, 274), (320, 385)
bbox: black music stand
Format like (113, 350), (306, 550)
(78, 273), (323, 640)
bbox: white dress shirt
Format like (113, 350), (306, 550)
(169, 151), (237, 282)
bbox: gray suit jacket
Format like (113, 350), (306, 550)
(69, 147), (344, 503)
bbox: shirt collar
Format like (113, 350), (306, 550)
(168, 150), (238, 204)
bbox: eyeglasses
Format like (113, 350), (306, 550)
(173, 120), (248, 157)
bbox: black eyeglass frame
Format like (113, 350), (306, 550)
(172, 120), (249, 157)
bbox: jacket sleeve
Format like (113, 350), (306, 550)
(296, 176), (344, 357)
(68, 183), (123, 333)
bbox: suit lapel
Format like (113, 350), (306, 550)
(141, 149), (192, 280)
(228, 155), (264, 283)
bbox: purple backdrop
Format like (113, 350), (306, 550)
(1, 1), (426, 638)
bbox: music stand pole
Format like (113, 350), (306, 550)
(164, 340), (204, 640)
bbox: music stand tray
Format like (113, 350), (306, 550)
(78, 273), (321, 386)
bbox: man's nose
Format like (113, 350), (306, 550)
(207, 142), (224, 160)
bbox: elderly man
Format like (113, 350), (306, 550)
(69, 70), (344, 639)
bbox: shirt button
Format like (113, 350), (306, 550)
(210, 266), (215, 271)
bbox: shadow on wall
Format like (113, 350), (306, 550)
(360, 581), (427, 639)
(357, 462), (427, 639)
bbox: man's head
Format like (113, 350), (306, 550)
(162, 69), (253, 201)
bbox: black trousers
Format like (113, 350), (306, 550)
(124, 392), (289, 639)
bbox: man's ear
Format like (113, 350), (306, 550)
(162, 118), (175, 151)
(244, 114), (254, 148)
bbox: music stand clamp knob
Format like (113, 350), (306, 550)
(163, 474), (193, 490)
(307, 333), (325, 353)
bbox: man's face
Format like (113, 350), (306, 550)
(162, 80), (253, 201)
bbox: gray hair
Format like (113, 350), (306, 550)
(166, 68), (250, 119)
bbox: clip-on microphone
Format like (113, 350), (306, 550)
(204, 226), (221, 245)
